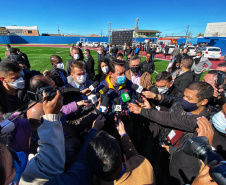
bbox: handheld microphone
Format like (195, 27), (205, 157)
(99, 86), (109, 95)
(121, 92), (131, 104)
(89, 81), (100, 92)
(113, 98), (121, 125)
(87, 93), (100, 105)
(0, 119), (15, 135)
(99, 96), (109, 114)
(132, 84), (144, 94)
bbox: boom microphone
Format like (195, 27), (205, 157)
(89, 81), (100, 92)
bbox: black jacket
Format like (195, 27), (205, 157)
(125, 48), (132, 56)
(94, 72), (107, 82)
(141, 60), (155, 74)
(6, 53), (24, 61)
(78, 47), (84, 61)
(141, 97), (219, 185)
(173, 70), (194, 94)
(86, 56), (95, 80)
(111, 46), (118, 55)
(50, 68), (68, 87)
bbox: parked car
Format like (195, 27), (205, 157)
(201, 47), (221, 60)
(92, 42), (99, 48)
(187, 46), (196, 56)
(85, 41), (93, 47)
(100, 42), (108, 48)
(163, 45), (175, 55)
(152, 44), (162, 53)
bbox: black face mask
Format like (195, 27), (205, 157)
(130, 66), (140, 74)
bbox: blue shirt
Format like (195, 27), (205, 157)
(59, 70), (67, 85)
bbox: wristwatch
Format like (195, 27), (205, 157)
(154, 93), (158, 100)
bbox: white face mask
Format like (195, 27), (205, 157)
(157, 87), (168, 94)
(74, 54), (80, 60)
(4, 77), (25, 89)
(195, 55), (201, 58)
(56, 62), (64, 70)
(102, 66), (109, 73)
(76, 75), (86, 84)
(98, 51), (102, 54)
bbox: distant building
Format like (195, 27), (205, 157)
(165, 36), (186, 39)
(204, 22), (226, 37)
(87, 34), (100, 37)
(5, 26), (39, 36)
(0, 27), (9, 35)
(42, 33), (62, 36)
(133, 30), (161, 38)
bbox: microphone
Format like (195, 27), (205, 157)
(99, 96), (109, 114)
(121, 92), (131, 104)
(87, 93), (100, 105)
(0, 119), (15, 135)
(113, 98), (121, 125)
(132, 84), (144, 94)
(99, 86), (109, 95)
(89, 81), (100, 92)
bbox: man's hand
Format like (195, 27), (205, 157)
(142, 91), (156, 99)
(43, 90), (63, 115)
(128, 103), (142, 114)
(77, 100), (89, 107)
(192, 160), (218, 185)
(81, 88), (91, 96)
(196, 116), (214, 146)
(43, 70), (51, 77)
(116, 120), (126, 136)
(161, 145), (169, 153)
(92, 115), (106, 131)
(137, 96), (151, 109)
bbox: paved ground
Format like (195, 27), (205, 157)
(0, 44), (224, 69)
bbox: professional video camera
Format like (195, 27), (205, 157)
(27, 86), (57, 102)
(183, 136), (226, 185)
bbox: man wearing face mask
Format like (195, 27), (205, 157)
(84, 49), (95, 80)
(97, 46), (110, 70)
(191, 51), (212, 82)
(125, 55), (152, 90)
(130, 82), (218, 185)
(46, 55), (68, 87)
(0, 61), (29, 114)
(141, 52), (155, 75)
(66, 61), (93, 101)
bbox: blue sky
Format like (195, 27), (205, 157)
(0, 0), (225, 37)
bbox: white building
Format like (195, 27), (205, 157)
(204, 22), (226, 37)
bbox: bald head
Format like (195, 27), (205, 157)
(30, 75), (56, 92)
(27, 103), (44, 130)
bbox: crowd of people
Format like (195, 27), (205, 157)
(0, 42), (226, 185)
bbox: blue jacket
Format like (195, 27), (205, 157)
(96, 74), (136, 114)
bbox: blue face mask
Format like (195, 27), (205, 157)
(212, 111), (226, 134)
(10, 151), (28, 185)
(181, 99), (198, 112)
(116, 76), (126, 85)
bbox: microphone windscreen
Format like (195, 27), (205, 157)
(113, 98), (120, 105)
(101, 96), (109, 107)
(92, 81), (100, 88)
(102, 86), (109, 94)
(132, 84), (139, 91)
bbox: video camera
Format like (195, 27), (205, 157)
(27, 86), (57, 102)
(215, 71), (226, 90)
(183, 136), (226, 185)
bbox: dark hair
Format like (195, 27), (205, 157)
(71, 47), (79, 52)
(85, 49), (90, 55)
(87, 131), (122, 181)
(50, 55), (62, 63)
(109, 60), (125, 73)
(0, 61), (21, 75)
(9, 48), (17, 54)
(207, 70), (219, 75)
(146, 52), (151, 56)
(109, 56), (116, 63)
(187, 82), (214, 102)
(78, 43), (82, 47)
(98, 58), (109, 74)
(15, 48), (20, 52)
(168, 58), (181, 73)
(5, 44), (11, 48)
(155, 71), (172, 83)
(116, 53), (123, 59)
(181, 58), (193, 69)
(217, 62), (226, 67)
(30, 75), (50, 92)
(0, 142), (6, 185)
(130, 55), (140, 62)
